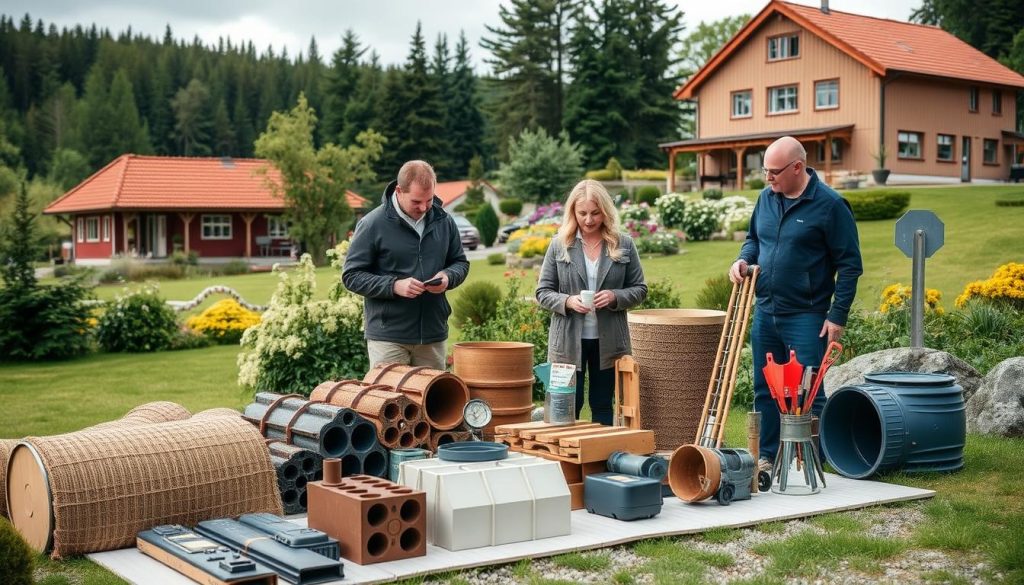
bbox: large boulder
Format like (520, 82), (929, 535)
(966, 357), (1024, 437)
(823, 347), (982, 402)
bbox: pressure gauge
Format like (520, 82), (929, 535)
(462, 399), (493, 430)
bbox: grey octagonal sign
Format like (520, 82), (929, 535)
(895, 210), (944, 258)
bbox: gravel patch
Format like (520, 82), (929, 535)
(424, 501), (994, 584)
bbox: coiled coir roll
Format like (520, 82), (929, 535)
(6, 410), (281, 558)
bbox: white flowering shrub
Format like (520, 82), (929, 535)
(619, 200), (651, 221)
(720, 196), (755, 233)
(681, 199), (723, 241)
(655, 193), (686, 228)
(237, 244), (367, 396)
(96, 284), (178, 352)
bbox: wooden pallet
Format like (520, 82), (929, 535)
(496, 421), (655, 464)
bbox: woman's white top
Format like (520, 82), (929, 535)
(582, 253), (599, 339)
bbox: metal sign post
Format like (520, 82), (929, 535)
(895, 211), (944, 348)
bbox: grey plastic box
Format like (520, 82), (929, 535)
(584, 472), (663, 521)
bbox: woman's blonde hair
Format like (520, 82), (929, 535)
(556, 179), (622, 262)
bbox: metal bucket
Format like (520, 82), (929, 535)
(821, 371), (966, 478)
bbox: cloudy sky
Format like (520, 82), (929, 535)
(3, 0), (922, 70)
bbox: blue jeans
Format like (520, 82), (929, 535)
(751, 311), (828, 462)
(576, 338), (615, 425)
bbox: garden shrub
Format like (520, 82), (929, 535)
(499, 198), (523, 217)
(187, 299), (262, 344)
(655, 193), (686, 229)
(622, 169), (668, 181)
(994, 194), (1024, 207)
(605, 156), (624, 180)
(625, 220), (681, 255)
(619, 201), (651, 221)
(168, 328), (216, 351)
(452, 281), (503, 328)
(720, 196), (755, 233)
(730, 215), (750, 233)
(747, 177), (765, 190)
(508, 224), (557, 257)
(616, 188), (631, 203)
(96, 285), (179, 352)
(460, 273), (549, 399)
(474, 203), (500, 247)
(635, 186), (661, 206)
(0, 276), (95, 361)
(702, 188), (723, 200)
(694, 274), (734, 311)
(681, 199), (721, 241)
(636, 277), (681, 310)
(844, 190), (910, 220)
(731, 344), (754, 410)
(956, 262), (1024, 308)
(879, 283), (943, 314)
(487, 252), (505, 265)
(0, 517), (33, 585)
(238, 246), (368, 396)
(585, 168), (618, 181)
(214, 260), (252, 276)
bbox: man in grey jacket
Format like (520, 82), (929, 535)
(342, 160), (469, 370)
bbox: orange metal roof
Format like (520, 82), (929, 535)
(434, 180), (473, 207)
(44, 154), (369, 214)
(677, 0), (1024, 99)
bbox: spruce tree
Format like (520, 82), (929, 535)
(0, 181), (37, 290)
(321, 30), (365, 144)
(170, 78), (213, 155)
(447, 32), (485, 178)
(341, 52), (383, 146)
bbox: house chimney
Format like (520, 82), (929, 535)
(821, 0), (830, 14)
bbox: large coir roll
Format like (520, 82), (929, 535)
(452, 342), (535, 439)
(627, 309), (726, 450)
(6, 414), (281, 558)
(0, 401), (192, 521)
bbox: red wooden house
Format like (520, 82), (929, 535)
(44, 154), (369, 265)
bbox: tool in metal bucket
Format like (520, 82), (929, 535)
(802, 341), (843, 412)
(534, 362), (576, 425)
(762, 353), (789, 413)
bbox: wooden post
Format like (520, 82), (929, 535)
(177, 212), (194, 254)
(668, 149), (677, 193)
(241, 213), (257, 258)
(735, 147), (747, 190)
(697, 151), (704, 192)
(122, 213), (137, 255)
(824, 135), (833, 186)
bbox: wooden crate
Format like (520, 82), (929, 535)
(497, 421), (655, 465)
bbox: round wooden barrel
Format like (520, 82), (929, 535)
(627, 309), (726, 451)
(452, 342), (535, 438)
(6, 442), (53, 552)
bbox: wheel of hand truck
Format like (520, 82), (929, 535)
(758, 470), (772, 492)
(717, 482), (734, 506)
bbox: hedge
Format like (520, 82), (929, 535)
(622, 169), (668, 180)
(843, 190), (910, 221)
(585, 168), (618, 181)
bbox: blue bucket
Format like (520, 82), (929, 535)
(821, 371), (965, 478)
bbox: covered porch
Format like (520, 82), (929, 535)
(659, 125), (855, 192)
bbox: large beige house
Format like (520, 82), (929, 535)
(661, 0), (1024, 190)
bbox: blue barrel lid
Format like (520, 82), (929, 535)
(436, 441), (509, 462)
(864, 371), (956, 386)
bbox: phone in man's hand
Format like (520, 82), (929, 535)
(423, 276), (443, 286)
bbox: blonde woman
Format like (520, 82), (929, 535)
(535, 179), (648, 424)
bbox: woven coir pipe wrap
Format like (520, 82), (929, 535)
(363, 363), (469, 430)
(1, 401), (193, 521)
(628, 309), (726, 451)
(16, 415), (281, 558)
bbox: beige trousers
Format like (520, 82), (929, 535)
(366, 339), (447, 371)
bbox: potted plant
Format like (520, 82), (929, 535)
(871, 144), (890, 186)
(731, 216), (750, 241)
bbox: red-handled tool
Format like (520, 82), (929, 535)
(762, 353), (789, 413)
(803, 341), (843, 412)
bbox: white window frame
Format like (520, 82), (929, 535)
(267, 215), (290, 238)
(768, 85), (798, 114)
(731, 90), (752, 118)
(936, 134), (954, 161)
(102, 215), (111, 242)
(201, 214), (233, 240)
(897, 131), (923, 159)
(983, 139), (999, 164)
(77, 217), (84, 243)
(814, 80), (839, 110)
(85, 217), (100, 243)
(768, 34), (799, 61)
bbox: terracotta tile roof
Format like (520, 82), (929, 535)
(677, 0), (1024, 98)
(434, 180), (473, 207)
(44, 154), (369, 214)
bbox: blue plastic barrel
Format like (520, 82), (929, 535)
(821, 372), (965, 478)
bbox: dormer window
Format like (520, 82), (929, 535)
(768, 34), (800, 61)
